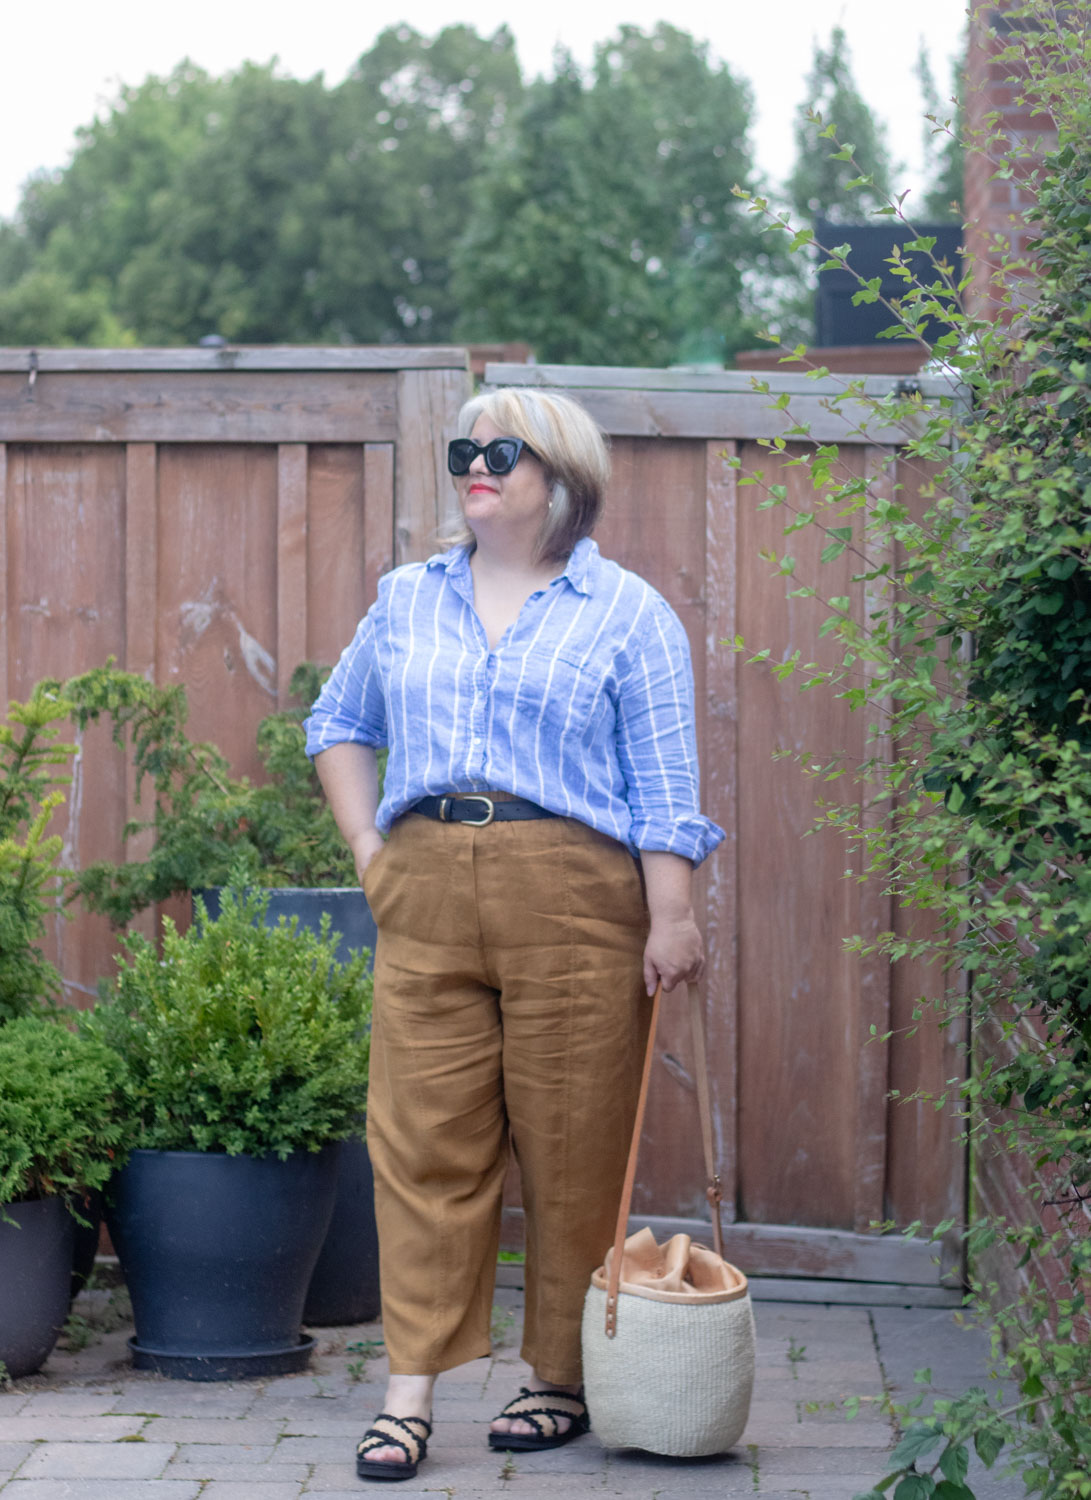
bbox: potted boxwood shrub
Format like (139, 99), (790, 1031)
(0, 1017), (127, 1379)
(67, 663), (382, 1324)
(83, 884), (372, 1380)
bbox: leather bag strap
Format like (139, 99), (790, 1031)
(604, 981), (724, 1337)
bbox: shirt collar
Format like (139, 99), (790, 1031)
(427, 536), (599, 598)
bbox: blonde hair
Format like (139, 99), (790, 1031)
(440, 388), (610, 562)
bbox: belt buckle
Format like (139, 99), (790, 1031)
(459, 794), (495, 827)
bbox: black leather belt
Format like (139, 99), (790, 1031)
(410, 794), (558, 828)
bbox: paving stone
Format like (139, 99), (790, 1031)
(172, 1442), (279, 1467)
(757, 1479), (888, 1497)
(497, 1442), (608, 1474)
(758, 1445), (897, 1476)
(269, 1437), (353, 1463)
(143, 1418), (285, 1445)
(1, 1484), (202, 1500)
(302, 1492), (434, 1500)
(114, 1390), (257, 1419)
(198, 1483), (305, 1499)
(0, 1417), (146, 1443)
(0, 1442), (32, 1477)
(16, 1393), (120, 1417)
(269, 1417), (361, 1438)
(17, 1440), (177, 1479)
(747, 1421), (892, 1448)
(296, 1462), (365, 1491)
(165, 1461), (311, 1485)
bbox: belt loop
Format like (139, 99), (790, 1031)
(438, 795), (451, 823)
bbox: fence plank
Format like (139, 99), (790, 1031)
(485, 361), (959, 402)
(0, 371), (398, 444)
(8, 444), (129, 1002)
(156, 445), (278, 781)
(702, 439), (739, 1220)
(276, 445), (309, 707)
(304, 446), (367, 671)
(542, 386), (931, 446)
(853, 447), (896, 1232)
(885, 452), (968, 1234)
(123, 443), (159, 943)
(0, 347), (472, 374)
(363, 443), (395, 607)
(735, 441), (871, 1230)
(395, 367), (471, 564)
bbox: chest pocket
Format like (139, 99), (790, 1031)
(512, 649), (611, 740)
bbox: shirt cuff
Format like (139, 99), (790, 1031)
(303, 716), (386, 759)
(629, 814), (725, 868)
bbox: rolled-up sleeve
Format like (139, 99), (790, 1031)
(303, 610), (387, 755)
(615, 599), (724, 866)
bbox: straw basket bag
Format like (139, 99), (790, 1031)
(581, 983), (755, 1457)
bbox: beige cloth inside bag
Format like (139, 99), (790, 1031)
(591, 1227), (749, 1305)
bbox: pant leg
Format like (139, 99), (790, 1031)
(477, 816), (651, 1385)
(363, 816), (508, 1376)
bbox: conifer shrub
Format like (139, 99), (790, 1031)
(0, 1016), (127, 1208)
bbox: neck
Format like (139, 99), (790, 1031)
(468, 524), (551, 579)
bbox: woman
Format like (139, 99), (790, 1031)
(305, 387), (723, 1482)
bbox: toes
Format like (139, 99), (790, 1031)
(362, 1444), (405, 1465)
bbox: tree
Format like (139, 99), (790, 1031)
(452, 24), (776, 366)
(0, 30), (523, 346)
(915, 40), (965, 221)
(787, 27), (894, 222)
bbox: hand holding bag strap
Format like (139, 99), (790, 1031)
(604, 981), (724, 1337)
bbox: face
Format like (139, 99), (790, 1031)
(456, 416), (551, 539)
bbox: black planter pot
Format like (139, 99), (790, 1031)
(69, 1187), (104, 1303)
(199, 886), (381, 1327)
(0, 1196), (74, 1379)
(106, 1145), (339, 1380)
(303, 1134), (381, 1325)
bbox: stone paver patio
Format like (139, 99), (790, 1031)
(0, 1279), (1024, 1499)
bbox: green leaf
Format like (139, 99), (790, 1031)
(890, 1424), (944, 1469)
(1032, 592), (1064, 615)
(821, 540), (849, 564)
(939, 1445), (969, 1485)
(973, 1430), (1003, 1469)
(894, 1475), (935, 1500)
(934, 1483), (975, 1500)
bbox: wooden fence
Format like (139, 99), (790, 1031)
(1, 349), (964, 1299)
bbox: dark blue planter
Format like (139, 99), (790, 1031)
(0, 1197), (74, 1379)
(107, 1145), (339, 1380)
(198, 887), (381, 1326)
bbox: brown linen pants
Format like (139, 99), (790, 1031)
(362, 806), (650, 1383)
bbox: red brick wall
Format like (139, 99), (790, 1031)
(963, 2), (1057, 319)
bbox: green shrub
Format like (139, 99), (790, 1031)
(83, 885), (372, 1158)
(0, 1016), (128, 1205)
(735, 5), (1091, 1494)
(68, 661), (365, 927)
(0, 685), (78, 1021)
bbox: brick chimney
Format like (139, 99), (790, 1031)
(963, 2), (1059, 320)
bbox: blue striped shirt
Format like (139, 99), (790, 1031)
(304, 538), (724, 865)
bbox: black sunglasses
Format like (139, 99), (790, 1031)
(447, 436), (537, 476)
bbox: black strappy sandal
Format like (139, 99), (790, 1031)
(487, 1387), (591, 1451)
(356, 1413), (432, 1481)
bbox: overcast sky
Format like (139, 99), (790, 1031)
(0, 0), (968, 221)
